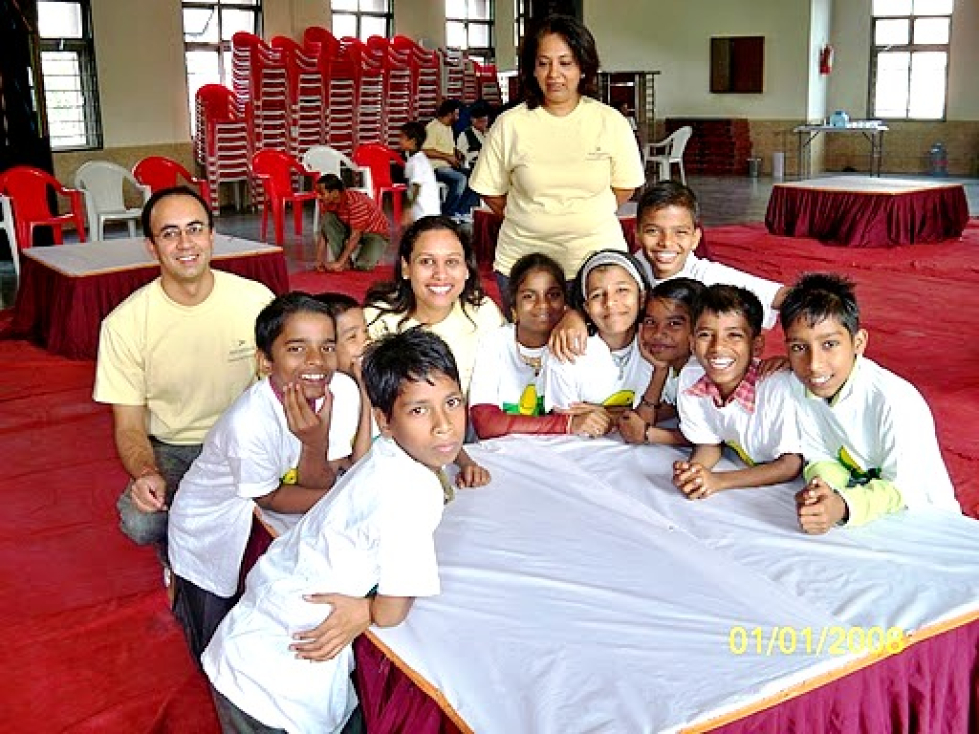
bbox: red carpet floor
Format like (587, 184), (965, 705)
(1, 223), (976, 731)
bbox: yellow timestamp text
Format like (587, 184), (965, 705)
(728, 625), (908, 656)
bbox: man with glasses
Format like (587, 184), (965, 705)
(93, 187), (274, 561)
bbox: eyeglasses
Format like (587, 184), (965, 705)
(154, 222), (209, 243)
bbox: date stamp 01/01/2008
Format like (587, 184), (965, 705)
(728, 626), (909, 657)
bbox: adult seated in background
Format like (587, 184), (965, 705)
(456, 99), (491, 169)
(313, 174), (391, 273)
(93, 187), (274, 562)
(425, 99), (480, 222)
(470, 14), (645, 313)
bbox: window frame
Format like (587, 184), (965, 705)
(868, 2), (953, 121)
(37, 0), (103, 151)
(446, 0), (495, 63)
(330, 1), (394, 42)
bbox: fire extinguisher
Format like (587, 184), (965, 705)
(820, 45), (834, 75)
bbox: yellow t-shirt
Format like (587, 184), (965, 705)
(470, 97), (646, 279)
(424, 119), (457, 171)
(93, 270), (274, 445)
(364, 298), (504, 395)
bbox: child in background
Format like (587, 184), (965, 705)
(167, 292), (364, 660)
(203, 329), (466, 734)
(399, 121), (442, 226)
(549, 180), (787, 360)
(364, 216), (498, 486)
(316, 292), (374, 458)
(541, 249), (652, 438)
(673, 284), (802, 499)
(618, 277), (704, 446)
(781, 273), (960, 533)
(470, 253), (608, 438)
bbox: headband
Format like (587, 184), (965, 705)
(579, 250), (646, 300)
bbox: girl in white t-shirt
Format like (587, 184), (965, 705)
(470, 253), (609, 439)
(618, 277), (705, 447)
(541, 249), (652, 438)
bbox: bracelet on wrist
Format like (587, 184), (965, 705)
(136, 466), (161, 480)
(639, 396), (662, 411)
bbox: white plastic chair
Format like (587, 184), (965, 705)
(646, 126), (693, 184)
(300, 145), (373, 237)
(74, 161), (151, 240)
(0, 194), (18, 292)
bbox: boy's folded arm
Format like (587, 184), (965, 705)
(470, 403), (572, 439)
(689, 443), (724, 471)
(709, 452), (803, 492)
(803, 459), (852, 491)
(369, 595), (415, 628)
(254, 482), (331, 514)
(838, 479), (904, 527)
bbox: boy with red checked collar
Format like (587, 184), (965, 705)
(673, 284), (803, 499)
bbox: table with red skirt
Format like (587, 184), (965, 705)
(344, 436), (979, 734)
(7, 234), (289, 360)
(765, 176), (970, 247)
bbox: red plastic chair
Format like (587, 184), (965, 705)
(0, 166), (86, 248)
(133, 156), (212, 204)
(352, 144), (407, 226)
(250, 149), (318, 245)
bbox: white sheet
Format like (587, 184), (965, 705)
(22, 233), (280, 276)
(372, 435), (979, 733)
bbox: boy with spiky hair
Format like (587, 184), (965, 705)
(781, 272), (960, 533)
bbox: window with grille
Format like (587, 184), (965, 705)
(331, 0), (393, 42)
(182, 0), (263, 135)
(446, 0), (495, 63)
(870, 0), (953, 120)
(37, 0), (102, 150)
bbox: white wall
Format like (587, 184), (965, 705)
(807, 0), (831, 122)
(91, 0), (189, 147)
(586, 0), (814, 119)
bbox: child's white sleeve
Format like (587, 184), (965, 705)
(375, 480), (444, 598)
(541, 353), (580, 412)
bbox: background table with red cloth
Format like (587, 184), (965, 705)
(7, 234), (289, 360)
(353, 435), (979, 734)
(471, 209), (713, 267)
(764, 176), (969, 247)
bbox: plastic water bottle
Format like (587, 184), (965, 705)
(929, 143), (948, 177)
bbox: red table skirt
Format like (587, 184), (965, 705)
(7, 251), (289, 360)
(764, 183), (970, 247)
(353, 617), (979, 733)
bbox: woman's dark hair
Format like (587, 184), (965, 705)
(507, 252), (567, 309)
(362, 327), (461, 419)
(364, 215), (486, 330)
(255, 291), (333, 358)
(518, 14), (600, 110)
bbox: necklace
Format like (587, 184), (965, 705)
(610, 346), (631, 381)
(516, 338), (544, 376)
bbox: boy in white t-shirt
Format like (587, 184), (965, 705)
(399, 121), (441, 226)
(168, 292), (366, 660)
(674, 284), (803, 499)
(203, 328), (465, 734)
(781, 273), (961, 533)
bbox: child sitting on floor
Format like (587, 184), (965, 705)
(167, 292), (366, 660)
(548, 181), (788, 360)
(203, 328), (467, 734)
(673, 284), (802, 499)
(618, 277), (704, 446)
(469, 253), (607, 438)
(541, 249), (652, 438)
(781, 272), (961, 533)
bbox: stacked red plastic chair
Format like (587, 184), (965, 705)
(272, 35), (326, 160)
(195, 84), (251, 212)
(368, 36), (413, 148)
(344, 36), (385, 149)
(394, 35), (440, 121)
(305, 27), (357, 157)
(473, 60), (503, 105)
(439, 47), (466, 103)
